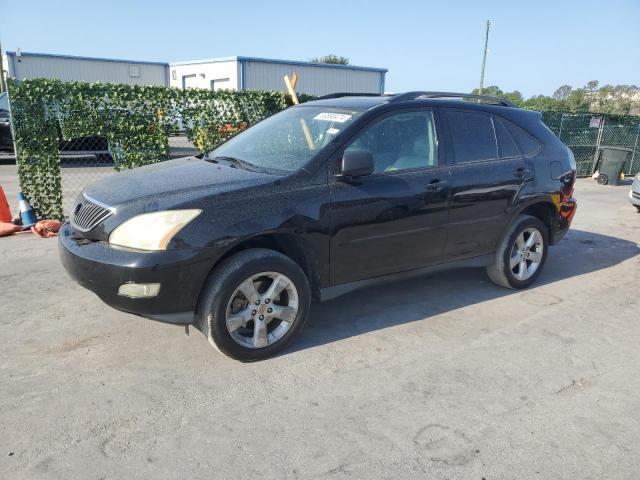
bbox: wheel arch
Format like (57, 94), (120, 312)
(512, 199), (559, 244)
(209, 232), (322, 301)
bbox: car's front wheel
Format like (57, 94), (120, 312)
(486, 214), (549, 289)
(196, 248), (311, 361)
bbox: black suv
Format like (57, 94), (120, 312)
(59, 92), (577, 361)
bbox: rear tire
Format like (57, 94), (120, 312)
(486, 215), (549, 289)
(196, 248), (311, 361)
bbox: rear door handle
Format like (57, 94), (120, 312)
(425, 180), (449, 192)
(514, 167), (532, 177)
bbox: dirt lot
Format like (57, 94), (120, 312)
(1, 170), (639, 479)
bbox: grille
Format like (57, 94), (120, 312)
(633, 191), (640, 200)
(71, 194), (114, 232)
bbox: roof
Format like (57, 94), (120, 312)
(169, 56), (388, 73)
(302, 92), (526, 112)
(301, 96), (391, 109)
(5, 51), (168, 66)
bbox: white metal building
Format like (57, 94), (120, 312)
(3, 52), (387, 96)
(5, 51), (169, 86)
(169, 56), (387, 96)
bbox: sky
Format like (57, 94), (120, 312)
(1, 0), (638, 97)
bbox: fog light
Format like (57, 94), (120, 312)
(118, 282), (161, 298)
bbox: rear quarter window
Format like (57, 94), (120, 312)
(493, 117), (521, 158)
(444, 110), (498, 163)
(503, 119), (541, 156)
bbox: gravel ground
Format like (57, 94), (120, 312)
(0, 174), (639, 479)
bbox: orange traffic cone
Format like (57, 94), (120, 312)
(0, 185), (12, 223)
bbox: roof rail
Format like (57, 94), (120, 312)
(317, 92), (385, 100)
(389, 91), (517, 108)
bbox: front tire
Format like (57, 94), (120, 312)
(196, 248), (311, 361)
(486, 215), (549, 289)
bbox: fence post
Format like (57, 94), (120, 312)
(591, 115), (605, 174)
(557, 113), (565, 140)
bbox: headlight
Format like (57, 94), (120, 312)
(109, 209), (201, 251)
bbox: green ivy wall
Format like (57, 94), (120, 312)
(7, 79), (290, 219)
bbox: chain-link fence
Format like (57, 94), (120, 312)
(56, 134), (198, 216)
(541, 111), (640, 177)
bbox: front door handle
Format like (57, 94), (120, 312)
(425, 180), (449, 192)
(514, 167), (532, 177)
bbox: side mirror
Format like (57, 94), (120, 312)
(340, 150), (374, 180)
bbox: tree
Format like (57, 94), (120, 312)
(501, 90), (524, 105)
(585, 80), (599, 93)
(522, 95), (563, 111)
(310, 54), (349, 65)
(564, 89), (590, 112)
(471, 85), (503, 97)
(553, 85), (572, 101)
(471, 86), (523, 106)
(466, 81), (639, 114)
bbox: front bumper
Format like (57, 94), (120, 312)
(58, 222), (214, 324)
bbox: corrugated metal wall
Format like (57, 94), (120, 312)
(242, 61), (383, 96)
(169, 60), (238, 90)
(8, 54), (168, 86)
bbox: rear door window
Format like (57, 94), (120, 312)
(444, 110), (497, 163)
(493, 117), (521, 158)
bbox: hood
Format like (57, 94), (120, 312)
(84, 156), (276, 206)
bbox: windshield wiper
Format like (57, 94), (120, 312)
(205, 155), (258, 171)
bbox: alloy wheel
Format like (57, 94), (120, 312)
(509, 227), (544, 281)
(225, 271), (299, 349)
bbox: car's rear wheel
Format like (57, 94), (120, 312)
(486, 214), (549, 289)
(196, 248), (310, 361)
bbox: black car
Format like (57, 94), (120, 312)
(59, 92), (577, 361)
(0, 93), (13, 152)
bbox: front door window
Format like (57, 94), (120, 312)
(345, 111), (438, 173)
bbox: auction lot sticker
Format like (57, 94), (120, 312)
(314, 112), (352, 123)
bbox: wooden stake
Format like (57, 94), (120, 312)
(284, 75), (299, 105)
(284, 72), (313, 149)
(300, 118), (315, 150)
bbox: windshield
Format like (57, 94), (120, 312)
(207, 105), (364, 172)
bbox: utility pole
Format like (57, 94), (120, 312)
(478, 20), (491, 96)
(0, 40), (7, 93)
